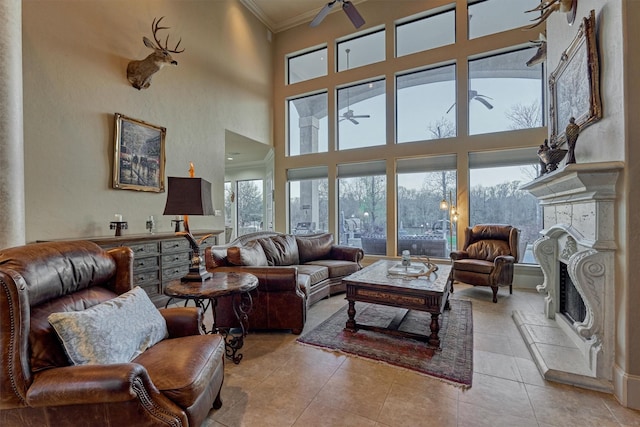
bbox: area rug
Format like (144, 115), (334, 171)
(297, 299), (473, 388)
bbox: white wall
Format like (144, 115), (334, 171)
(22, 0), (273, 241)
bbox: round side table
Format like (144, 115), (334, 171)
(165, 271), (258, 364)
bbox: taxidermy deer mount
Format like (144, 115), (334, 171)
(526, 33), (547, 67)
(127, 17), (184, 90)
(525, 0), (577, 29)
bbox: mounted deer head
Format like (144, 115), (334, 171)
(526, 33), (547, 66)
(525, 0), (577, 30)
(126, 17), (184, 90)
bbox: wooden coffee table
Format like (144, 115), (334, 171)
(165, 272), (258, 364)
(343, 260), (452, 348)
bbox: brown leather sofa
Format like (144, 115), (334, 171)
(0, 240), (225, 427)
(205, 232), (363, 334)
(449, 224), (519, 303)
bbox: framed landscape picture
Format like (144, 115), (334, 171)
(112, 113), (166, 192)
(548, 10), (601, 146)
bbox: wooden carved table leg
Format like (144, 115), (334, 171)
(345, 299), (357, 332)
(428, 313), (441, 347)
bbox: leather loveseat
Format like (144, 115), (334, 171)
(0, 240), (225, 427)
(205, 232), (363, 334)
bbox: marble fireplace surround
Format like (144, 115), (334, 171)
(515, 161), (623, 393)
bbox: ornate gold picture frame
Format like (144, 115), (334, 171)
(113, 113), (166, 192)
(548, 9), (601, 146)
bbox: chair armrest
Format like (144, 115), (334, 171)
(450, 250), (469, 261)
(491, 255), (516, 285)
(160, 306), (203, 337)
(212, 266), (301, 294)
(330, 245), (364, 266)
(27, 363), (159, 406)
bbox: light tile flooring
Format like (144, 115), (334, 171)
(204, 285), (640, 427)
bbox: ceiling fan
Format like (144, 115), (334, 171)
(310, 0), (365, 29)
(339, 49), (370, 125)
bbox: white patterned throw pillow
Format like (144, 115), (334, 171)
(48, 286), (168, 365)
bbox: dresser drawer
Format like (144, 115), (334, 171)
(133, 256), (159, 271)
(133, 269), (160, 285)
(162, 251), (191, 266)
(129, 242), (159, 257)
(198, 235), (218, 247)
(161, 238), (191, 253)
(139, 282), (162, 299)
(163, 265), (190, 281)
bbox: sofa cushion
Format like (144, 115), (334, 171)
(134, 334), (225, 409)
(47, 286), (168, 365)
(296, 233), (334, 264)
(257, 235), (300, 266)
(209, 247), (229, 267)
(305, 259), (360, 279)
(227, 240), (268, 266)
(467, 239), (511, 262)
(295, 264), (329, 285)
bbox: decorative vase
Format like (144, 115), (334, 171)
(538, 148), (568, 173)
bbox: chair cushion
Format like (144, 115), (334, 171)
(296, 234), (333, 264)
(295, 264), (329, 285)
(453, 258), (495, 274)
(305, 259), (360, 279)
(466, 239), (511, 262)
(47, 287), (168, 365)
(227, 240), (268, 266)
(257, 235), (300, 266)
(135, 334), (225, 408)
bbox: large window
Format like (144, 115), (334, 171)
(288, 167), (328, 235)
(467, 0), (541, 39)
(337, 30), (385, 72)
(468, 48), (544, 135)
(469, 149), (542, 263)
(396, 7), (455, 57)
(236, 179), (263, 237)
(338, 162), (386, 255)
(287, 46), (327, 84)
(397, 64), (456, 143)
(397, 156), (457, 257)
(337, 79), (386, 150)
(288, 92), (328, 156)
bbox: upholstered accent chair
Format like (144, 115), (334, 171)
(0, 240), (225, 427)
(449, 224), (519, 303)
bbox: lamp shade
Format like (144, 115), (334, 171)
(163, 177), (214, 216)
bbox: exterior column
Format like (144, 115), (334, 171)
(299, 116), (320, 231)
(0, 0), (25, 248)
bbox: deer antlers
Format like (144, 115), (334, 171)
(525, 0), (577, 29)
(150, 16), (184, 54)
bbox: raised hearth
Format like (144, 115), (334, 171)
(515, 161), (623, 393)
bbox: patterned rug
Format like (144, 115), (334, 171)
(297, 299), (473, 387)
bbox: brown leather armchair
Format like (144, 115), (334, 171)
(449, 224), (519, 303)
(0, 241), (224, 427)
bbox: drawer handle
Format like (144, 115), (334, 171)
(174, 256), (180, 261)
(136, 248), (145, 253)
(137, 262), (145, 267)
(173, 243), (180, 247)
(138, 276), (145, 281)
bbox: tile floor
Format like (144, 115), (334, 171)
(203, 285), (640, 427)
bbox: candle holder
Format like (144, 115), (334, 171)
(146, 216), (155, 234)
(110, 221), (128, 237)
(171, 219), (183, 232)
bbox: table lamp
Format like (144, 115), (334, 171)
(163, 172), (214, 282)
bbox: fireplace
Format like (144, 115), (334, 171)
(516, 161), (623, 393)
(559, 262), (586, 324)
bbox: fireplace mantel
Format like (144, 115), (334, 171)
(515, 161), (623, 393)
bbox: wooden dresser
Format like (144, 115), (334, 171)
(84, 230), (222, 307)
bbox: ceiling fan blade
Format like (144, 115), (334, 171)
(342, 1), (365, 28)
(310, 1), (338, 27)
(349, 118), (359, 125)
(474, 96), (494, 110)
(351, 114), (370, 119)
